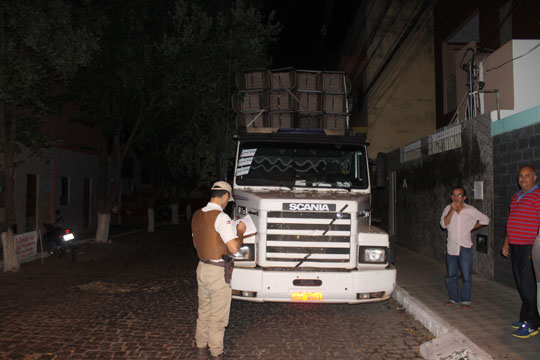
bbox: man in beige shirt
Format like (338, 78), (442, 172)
(440, 186), (489, 308)
(192, 181), (245, 360)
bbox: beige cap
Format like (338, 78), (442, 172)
(211, 181), (234, 202)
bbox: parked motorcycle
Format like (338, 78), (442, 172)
(43, 212), (77, 261)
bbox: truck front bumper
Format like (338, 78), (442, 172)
(231, 265), (396, 304)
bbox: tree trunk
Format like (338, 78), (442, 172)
(170, 203), (179, 224)
(147, 186), (157, 232)
(0, 99), (20, 272)
(95, 212), (111, 243)
(185, 192), (193, 221)
(95, 130), (111, 244)
(2, 156), (18, 271)
(94, 129), (122, 243)
(147, 208), (155, 232)
(2, 230), (19, 272)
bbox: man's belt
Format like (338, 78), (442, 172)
(200, 259), (225, 267)
(200, 256), (234, 284)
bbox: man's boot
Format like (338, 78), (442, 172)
(196, 346), (208, 359)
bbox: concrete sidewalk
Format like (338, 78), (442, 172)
(392, 245), (540, 360)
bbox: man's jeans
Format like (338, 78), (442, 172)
(445, 246), (473, 304)
(510, 244), (540, 329)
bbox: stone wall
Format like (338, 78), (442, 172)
(373, 114), (495, 280)
(492, 123), (540, 286)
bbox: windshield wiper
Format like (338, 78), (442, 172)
(294, 204), (349, 268)
(295, 253), (312, 268)
(322, 204), (349, 236)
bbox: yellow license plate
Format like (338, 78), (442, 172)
(291, 292), (323, 301)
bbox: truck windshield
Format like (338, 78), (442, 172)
(235, 142), (369, 189)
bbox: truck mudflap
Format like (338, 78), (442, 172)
(231, 265), (396, 304)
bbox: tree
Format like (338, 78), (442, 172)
(71, 0), (175, 242)
(133, 113), (176, 232)
(132, 0), (282, 226)
(73, 0), (280, 239)
(0, 0), (99, 271)
(162, 0), (281, 209)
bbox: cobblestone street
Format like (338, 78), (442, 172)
(0, 225), (432, 359)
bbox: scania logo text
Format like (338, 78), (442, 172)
(283, 203), (336, 211)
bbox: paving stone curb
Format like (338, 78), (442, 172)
(392, 286), (493, 360)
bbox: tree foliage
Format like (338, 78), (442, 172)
(0, 0), (100, 157)
(0, 0), (100, 271)
(162, 0), (281, 188)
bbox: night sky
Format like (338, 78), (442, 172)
(262, 1), (360, 70)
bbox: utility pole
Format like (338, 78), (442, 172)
(467, 57), (475, 119)
(462, 48), (476, 120)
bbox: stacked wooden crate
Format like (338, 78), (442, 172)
(268, 68), (295, 128)
(296, 70), (322, 128)
(321, 72), (348, 130)
(234, 70), (268, 128)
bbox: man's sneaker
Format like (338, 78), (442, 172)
(512, 322), (538, 338)
(511, 320), (525, 329)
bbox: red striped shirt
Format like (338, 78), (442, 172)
(507, 187), (540, 245)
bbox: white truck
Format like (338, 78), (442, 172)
(230, 127), (396, 303)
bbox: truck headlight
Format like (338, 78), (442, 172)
(231, 244), (254, 261)
(359, 247), (387, 263)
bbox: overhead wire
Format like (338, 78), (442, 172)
(356, 0), (531, 132)
(361, 0), (455, 98)
(367, 3), (434, 99)
(352, 0), (429, 126)
(366, 1), (436, 129)
(347, 0), (407, 121)
(484, 41), (540, 72)
(480, 0), (540, 73)
(346, 0), (389, 80)
(370, 15), (440, 133)
(357, 0), (462, 129)
(315, 0), (333, 67)
(364, 0), (432, 97)
(350, 0), (407, 87)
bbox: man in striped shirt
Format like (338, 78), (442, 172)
(502, 165), (540, 338)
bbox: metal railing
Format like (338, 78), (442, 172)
(429, 124), (462, 155)
(400, 140), (422, 163)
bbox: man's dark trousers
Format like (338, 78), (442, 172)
(511, 244), (540, 329)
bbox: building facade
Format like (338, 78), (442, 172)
(340, 0), (436, 158)
(357, 0), (540, 286)
(0, 105), (101, 237)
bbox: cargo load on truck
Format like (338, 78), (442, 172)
(232, 67), (350, 134)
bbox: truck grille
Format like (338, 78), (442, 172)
(266, 211), (352, 266)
